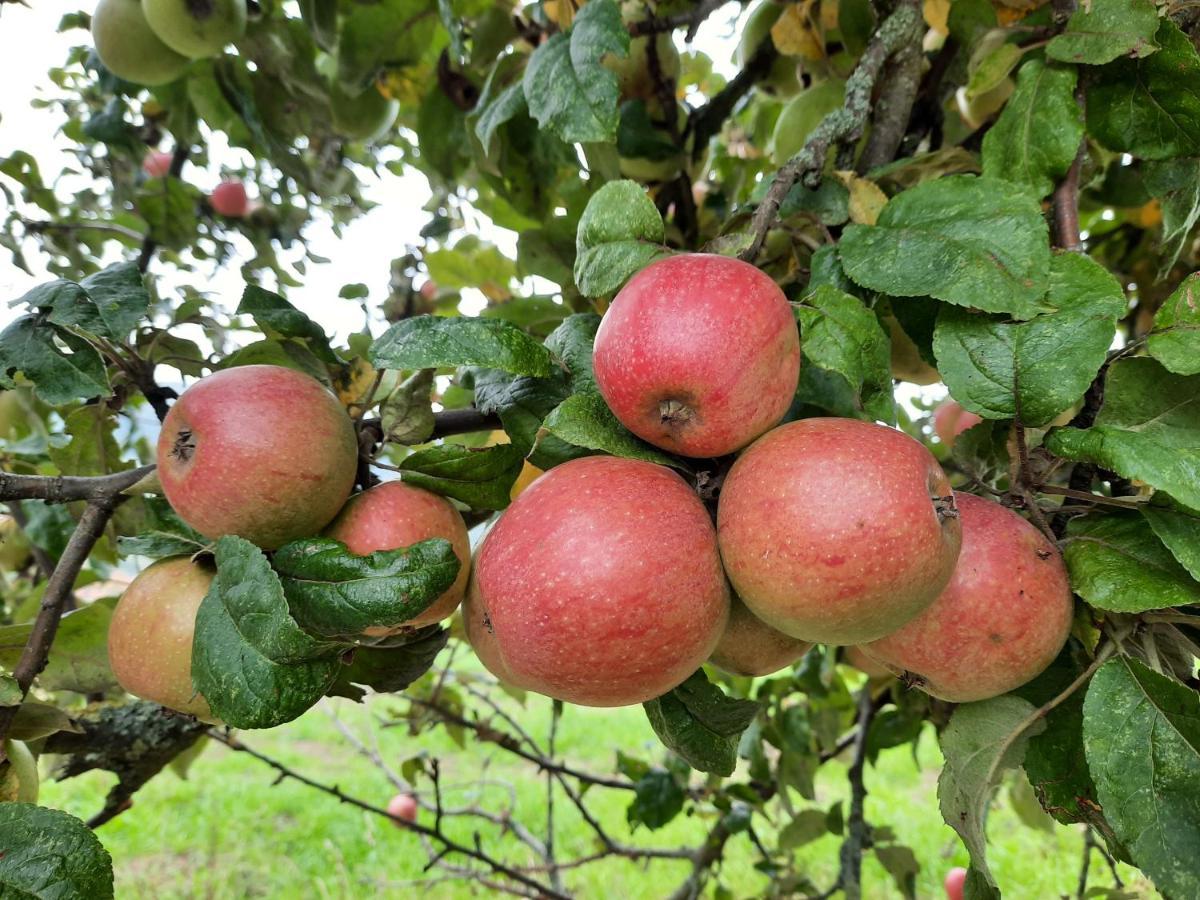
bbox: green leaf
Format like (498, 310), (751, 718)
(337, 0), (443, 88)
(398, 443), (524, 509)
(0, 316), (110, 404)
(380, 369), (436, 445)
(539, 392), (680, 467)
(1148, 272), (1200, 376)
(47, 405), (128, 477)
(543, 313), (601, 393)
(424, 237), (517, 292)
(0, 599), (119, 694)
(326, 627), (449, 700)
(838, 175), (1051, 318)
(981, 60), (1084, 200)
(1086, 19), (1200, 160)
(626, 766), (685, 830)
(1063, 513), (1200, 613)
(117, 497), (209, 559)
(191, 536), (340, 729)
(933, 252), (1124, 426)
(470, 367), (571, 454)
(472, 55), (528, 157)
(8, 701), (82, 741)
(966, 41), (1023, 100)
(574, 180), (668, 298)
(237, 285), (337, 364)
(523, 0), (627, 144)
(0, 804), (114, 900)
(795, 286), (894, 424)
(136, 176), (202, 249)
(1045, 358), (1200, 510)
(274, 537), (460, 639)
(1045, 0), (1159, 65)
(1143, 498), (1200, 581)
(78, 262), (151, 340)
(1083, 656), (1200, 900)
(370, 316), (556, 377)
(1143, 158), (1200, 277)
(778, 809), (832, 850)
(938, 695), (1045, 894)
(643, 670), (762, 776)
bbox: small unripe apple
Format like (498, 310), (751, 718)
(324, 481), (470, 630)
(157, 365), (358, 549)
(861, 493), (1073, 702)
(718, 418), (962, 645)
(710, 596), (812, 677)
(593, 254), (800, 458)
(0, 740), (38, 804)
(142, 150), (174, 178)
(329, 82), (400, 143)
(772, 79), (846, 166)
(473, 455), (730, 706)
(945, 866), (967, 900)
(387, 792), (418, 824)
(141, 0), (247, 59)
(933, 399), (983, 448)
(108, 556), (215, 720)
(92, 0), (190, 86)
(0, 515), (31, 572)
(211, 180), (249, 218)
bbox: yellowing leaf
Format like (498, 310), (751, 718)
(333, 355), (378, 408)
(924, 0), (950, 35)
(544, 0), (577, 28)
(834, 171), (888, 225)
(771, 0), (825, 61)
(820, 0), (840, 31)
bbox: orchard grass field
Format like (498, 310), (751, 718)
(42, 666), (1151, 899)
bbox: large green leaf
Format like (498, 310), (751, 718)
(0, 316), (110, 404)
(1045, 358), (1200, 510)
(538, 392), (680, 468)
(0, 804), (114, 900)
(1045, 0), (1159, 65)
(398, 442), (524, 509)
(1143, 158), (1200, 277)
(1142, 498), (1200, 581)
(1147, 272), (1200, 376)
(274, 537), (460, 638)
(472, 55), (528, 157)
(523, 0), (627, 144)
(191, 536), (340, 729)
(370, 316), (556, 377)
(470, 367), (572, 454)
(938, 696), (1045, 897)
(838, 175), (1051, 318)
(980, 60), (1083, 200)
(237, 285), (337, 364)
(574, 180), (669, 297)
(544, 313), (601, 393)
(1063, 513), (1200, 613)
(326, 627), (449, 701)
(794, 286), (893, 423)
(933, 252), (1124, 425)
(1083, 656), (1200, 899)
(1086, 19), (1200, 160)
(643, 670), (762, 776)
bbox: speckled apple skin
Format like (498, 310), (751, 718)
(861, 492), (1073, 702)
(717, 418), (962, 645)
(474, 455), (730, 707)
(157, 365), (358, 550)
(108, 557), (215, 720)
(843, 644), (893, 679)
(710, 595), (812, 677)
(593, 254), (800, 459)
(463, 564), (533, 689)
(325, 480), (470, 629)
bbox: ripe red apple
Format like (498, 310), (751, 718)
(710, 596), (812, 677)
(717, 418), (962, 645)
(933, 398), (983, 448)
(142, 149), (173, 178)
(843, 645), (892, 679)
(472, 455), (730, 706)
(324, 480), (470, 630)
(945, 866), (967, 900)
(387, 792), (418, 824)
(211, 180), (249, 217)
(860, 493), (1073, 702)
(108, 556), (215, 720)
(463, 566), (533, 689)
(593, 254), (800, 458)
(157, 365), (358, 549)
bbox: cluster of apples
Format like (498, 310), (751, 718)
(467, 254), (1073, 706)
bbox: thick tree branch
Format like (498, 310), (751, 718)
(1053, 138), (1085, 252)
(739, 0), (924, 262)
(0, 498), (122, 749)
(858, 40), (924, 172)
(0, 463), (155, 504)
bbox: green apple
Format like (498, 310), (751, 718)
(141, 0), (247, 59)
(91, 0), (190, 86)
(330, 81), (400, 143)
(771, 77), (845, 166)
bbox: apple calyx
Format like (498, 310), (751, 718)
(931, 494), (959, 523)
(170, 428), (196, 463)
(658, 398), (695, 427)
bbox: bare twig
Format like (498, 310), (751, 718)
(0, 464), (155, 504)
(19, 218), (145, 242)
(628, 0), (734, 41)
(1037, 484), (1144, 510)
(837, 688), (878, 900)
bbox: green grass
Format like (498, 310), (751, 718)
(40, 683), (1154, 899)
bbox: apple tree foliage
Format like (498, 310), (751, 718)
(2, 0), (1200, 897)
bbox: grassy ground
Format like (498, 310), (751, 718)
(40, 681), (1153, 899)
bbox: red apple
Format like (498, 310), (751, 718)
(933, 399), (983, 448)
(325, 480), (470, 630)
(945, 866), (967, 900)
(157, 365), (358, 549)
(861, 493), (1073, 702)
(709, 596), (812, 677)
(717, 418), (962, 645)
(593, 254), (800, 458)
(843, 645), (892, 679)
(472, 455), (730, 706)
(387, 792), (418, 823)
(108, 556), (215, 720)
(211, 180), (249, 217)
(142, 149), (173, 178)
(463, 565), (533, 689)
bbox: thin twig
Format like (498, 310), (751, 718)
(0, 464), (155, 504)
(837, 688), (878, 900)
(1037, 484), (1145, 510)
